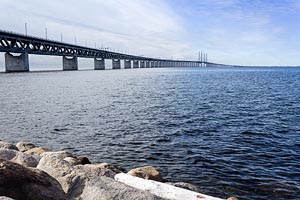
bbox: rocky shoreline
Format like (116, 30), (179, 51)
(0, 140), (238, 200)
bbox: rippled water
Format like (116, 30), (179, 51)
(0, 67), (299, 200)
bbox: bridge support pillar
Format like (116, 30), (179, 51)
(159, 61), (162, 68)
(63, 56), (78, 71)
(5, 52), (29, 72)
(112, 59), (121, 69)
(124, 60), (131, 69)
(140, 61), (145, 68)
(94, 58), (105, 70)
(146, 61), (150, 68)
(150, 61), (154, 68)
(133, 60), (139, 68)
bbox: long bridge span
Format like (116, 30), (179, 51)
(0, 30), (225, 72)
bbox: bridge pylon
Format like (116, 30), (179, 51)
(5, 52), (29, 72)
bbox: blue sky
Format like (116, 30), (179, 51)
(0, 0), (300, 67)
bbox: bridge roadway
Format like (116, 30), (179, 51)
(0, 30), (219, 72)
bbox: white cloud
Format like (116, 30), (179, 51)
(0, 0), (196, 70)
(1, 0), (300, 67)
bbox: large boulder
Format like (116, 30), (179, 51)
(37, 151), (75, 193)
(127, 166), (165, 182)
(0, 141), (18, 151)
(16, 142), (36, 152)
(80, 176), (164, 200)
(0, 159), (66, 200)
(0, 149), (38, 167)
(37, 151), (116, 199)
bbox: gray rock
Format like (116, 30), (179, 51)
(0, 159), (66, 200)
(0, 141), (18, 151)
(80, 176), (164, 200)
(0, 149), (38, 167)
(37, 151), (75, 193)
(37, 151), (116, 199)
(16, 142), (36, 152)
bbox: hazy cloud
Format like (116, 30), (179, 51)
(1, 0), (300, 67)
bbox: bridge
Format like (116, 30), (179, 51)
(0, 30), (224, 72)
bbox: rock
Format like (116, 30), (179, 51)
(16, 142), (36, 152)
(94, 162), (125, 173)
(67, 164), (117, 199)
(115, 173), (223, 200)
(0, 149), (38, 167)
(63, 156), (91, 166)
(37, 151), (116, 199)
(80, 175), (163, 200)
(127, 166), (164, 182)
(0, 159), (66, 200)
(166, 182), (201, 193)
(0, 141), (18, 151)
(25, 147), (50, 156)
(75, 164), (117, 179)
(227, 197), (239, 200)
(0, 197), (15, 200)
(37, 151), (75, 193)
(63, 157), (80, 165)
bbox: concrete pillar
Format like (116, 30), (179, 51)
(133, 60), (139, 68)
(112, 59), (121, 69)
(150, 61), (153, 68)
(140, 61), (145, 68)
(5, 52), (29, 72)
(158, 61), (161, 68)
(63, 56), (78, 71)
(160, 62), (163, 68)
(94, 58), (105, 70)
(124, 60), (131, 69)
(146, 61), (150, 68)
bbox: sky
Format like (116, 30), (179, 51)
(1, 0), (300, 68)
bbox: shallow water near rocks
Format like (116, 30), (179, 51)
(0, 67), (299, 200)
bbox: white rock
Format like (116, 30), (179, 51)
(0, 197), (15, 200)
(115, 173), (224, 200)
